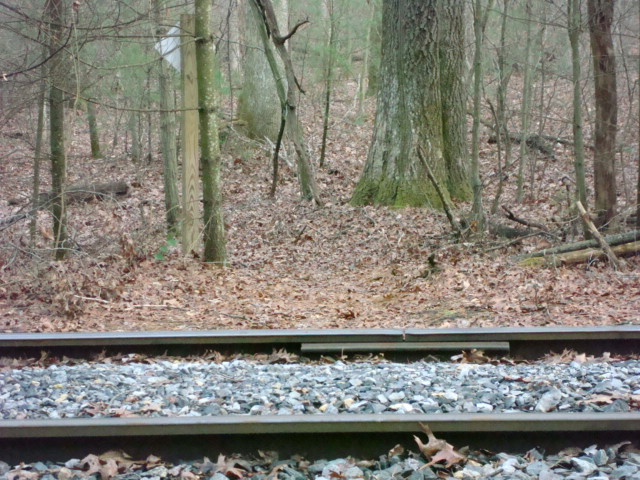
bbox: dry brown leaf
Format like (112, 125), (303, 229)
(583, 394), (621, 405)
(414, 423), (466, 469)
(215, 454), (247, 479)
(388, 444), (405, 457)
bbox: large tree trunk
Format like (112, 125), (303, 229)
(439, 1), (471, 203)
(587, 0), (618, 228)
(351, 0), (469, 208)
(195, 0), (227, 264)
(237, 0), (287, 141)
(46, 0), (68, 260)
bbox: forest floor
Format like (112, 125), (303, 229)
(0, 81), (639, 333)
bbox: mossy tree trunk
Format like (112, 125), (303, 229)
(568, 0), (588, 224)
(46, 0), (68, 260)
(587, 0), (618, 228)
(351, 0), (470, 208)
(195, 0), (227, 264)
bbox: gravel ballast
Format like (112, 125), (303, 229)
(2, 442), (640, 480)
(1, 357), (639, 419)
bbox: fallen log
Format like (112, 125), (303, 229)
(2, 182), (130, 229)
(519, 241), (640, 267)
(514, 230), (640, 261)
(7, 181), (130, 210)
(487, 132), (557, 159)
(35, 181), (129, 210)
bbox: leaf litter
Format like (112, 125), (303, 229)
(0, 82), (638, 334)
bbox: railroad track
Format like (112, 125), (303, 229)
(1, 326), (639, 465)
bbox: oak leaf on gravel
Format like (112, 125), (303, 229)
(414, 423), (466, 469)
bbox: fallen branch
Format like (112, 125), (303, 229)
(575, 201), (624, 270)
(7, 181), (130, 211)
(501, 205), (548, 232)
(0, 213), (29, 230)
(514, 230), (640, 260)
(487, 132), (558, 159)
(417, 146), (463, 238)
(520, 241), (640, 268)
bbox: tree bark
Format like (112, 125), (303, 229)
(439, 1), (471, 202)
(46, 0), (68, 260)
(237, 0), (287, 141)
(587, 0), (618, 228)
(86, 99), (102, 159)
(568, 0), (588, 217)
(195, 0), (227, 264)
(351, 0), (469, 208)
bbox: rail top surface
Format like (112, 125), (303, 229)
(0, 325), (639, 346)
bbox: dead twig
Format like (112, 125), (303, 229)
(501, 205), (548, 231)
(417, 146), (463, 239)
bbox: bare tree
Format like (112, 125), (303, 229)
(587, 0), (618, 228)
(46, 0), (68, 260)
(196, 0), (227, 264)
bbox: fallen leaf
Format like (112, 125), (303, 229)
(215, 454), (247, 479)
(414, 423), (466, 469)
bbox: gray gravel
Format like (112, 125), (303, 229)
(2, 442), (640, 480)
(1, 357), (639, 419)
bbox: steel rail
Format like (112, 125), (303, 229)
(1, 413), (639, 463)
(1, 326), (639, 359)
(2, 412), (639, 437)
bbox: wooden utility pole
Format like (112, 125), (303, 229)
(181, 14), (200, 255)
